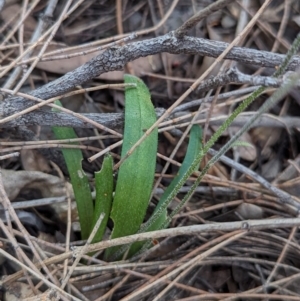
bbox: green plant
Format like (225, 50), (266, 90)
(52, 25), (300, 259)
(104, 75), (158, 259)
(51, 76), (203, 259)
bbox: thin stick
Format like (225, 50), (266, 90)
(175, 0), (236, 38)
(0, 152), (19, 160)
(0, 135), (118, 146)
(60, 213), (105, 290)
(0, 143), (101, 153)
(21, 33), (137, 63)
(88, 140), (123, 162)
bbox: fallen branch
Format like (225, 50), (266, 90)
(1, 32), (300, 127)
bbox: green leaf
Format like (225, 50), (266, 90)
(154, 125), (202, 215)
(91, 154), (113, 243)
(128, 125), (202, 256)
(231, 140), (254, 148)
(104, 75), (158, 260)
(52, 100), (93, 240)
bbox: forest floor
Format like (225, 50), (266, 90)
(1, 1), (300, 300)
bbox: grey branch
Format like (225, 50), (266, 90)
(1, 32), (300, 128)
(2, 107), (300, 131)
(195, 67), (285, 94)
